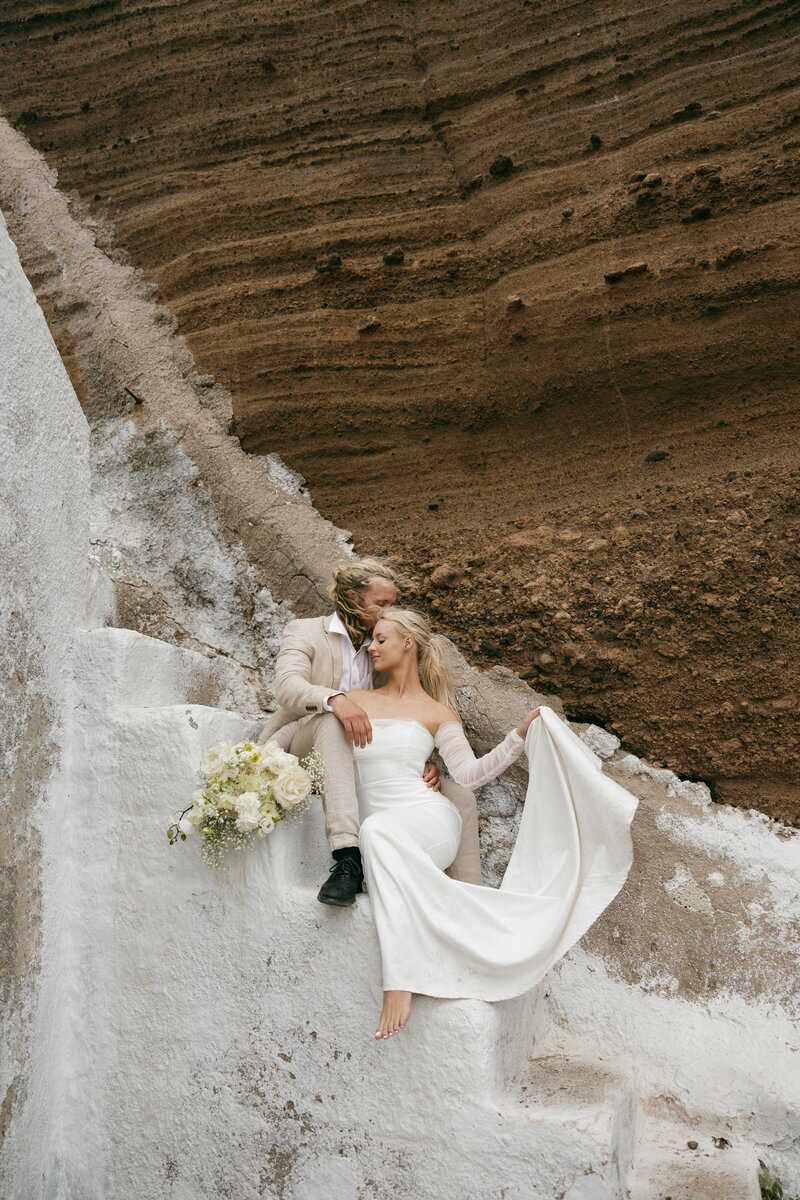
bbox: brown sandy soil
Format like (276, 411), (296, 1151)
(1, 0), (798, 819)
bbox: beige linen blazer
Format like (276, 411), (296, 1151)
(260, 614), (376, 739)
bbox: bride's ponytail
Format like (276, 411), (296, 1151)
(420, 634), (456, 711)
(379, 608), (457, 711)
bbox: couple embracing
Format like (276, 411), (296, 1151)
(260, 558), (637, 1041)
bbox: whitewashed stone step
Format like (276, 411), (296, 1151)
(51, 627), (762, 1200)
(630, 1126), (760, 1199)
(504, 1053), (639, 1197)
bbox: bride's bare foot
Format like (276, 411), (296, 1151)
(375, 990), (411, 1040)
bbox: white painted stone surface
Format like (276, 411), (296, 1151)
(0, 206), (91, 1196)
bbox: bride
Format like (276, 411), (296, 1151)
(345, 607), (638, 1041)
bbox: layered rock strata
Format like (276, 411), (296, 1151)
(0, 0), (798, 815)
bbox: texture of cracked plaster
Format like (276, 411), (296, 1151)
(0, 123), (796, 1195)
(89, 416), (288, 709)
(0, 206), (89, 1176)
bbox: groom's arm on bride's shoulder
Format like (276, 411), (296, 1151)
(274, 620), (335, 717)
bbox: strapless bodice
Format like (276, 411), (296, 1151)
(353, 719), (439, 821)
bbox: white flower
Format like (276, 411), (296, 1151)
(259, 813), (275, 835)
(272, 765), (312, 810)
(178, 817), (194, 835)
(259, 743), (298, 777)
(199, 740), (233, 778)
(186, 805), (205, 830)
(233, 791), (261, 833)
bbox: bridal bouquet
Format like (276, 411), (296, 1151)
(167, 739), (324, 868)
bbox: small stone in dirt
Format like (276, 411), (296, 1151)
(383, 246), (405, 265)
(605, 262), (649, 283)
(629, 171), (646, 183)
(685, 205), (712, 222)
(481, 639), (503, 659)
(357, 315), (381, 334)
(506, 294), (526, 310)
(315, 253), (341, 273)
(489, 154), (514, 178)
(645, 449), (669, 462)
(642, 173), (662, 188)
(631, 507), (649, 518)
(589, 667), (605, 683)
(712, 1136), (730, 1149)
(260, 57), (276, 73)
(428, 503), (439, 511)
(430, 563), (461, 588)
(715, 247), (744, 268)
(196, 375), (215, 387)
(687, 1140), (699, 1150)
(561, 208), (574, 220)
(589, 133), (603, 149)
(449, 42), (460, 50)
(724, 471), (737, 481)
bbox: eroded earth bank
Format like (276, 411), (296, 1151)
(0, 0), (798, 819)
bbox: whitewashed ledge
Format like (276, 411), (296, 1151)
(1, 186), (796, 1198)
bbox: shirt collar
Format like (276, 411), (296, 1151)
(329, 610), (371, 649)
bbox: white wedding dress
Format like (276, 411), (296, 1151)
(353, 706), (638, 1001)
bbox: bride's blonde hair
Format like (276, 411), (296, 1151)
(377, 608), (456, 710)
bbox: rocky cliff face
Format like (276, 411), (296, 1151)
(0, 0), (798, 817)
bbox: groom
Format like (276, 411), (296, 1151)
(259, 557), (482, 906)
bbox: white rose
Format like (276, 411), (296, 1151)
(272, 765), (312, 811)
(259, 813), (275, 835)
(234, 791), (261, 833)
(259, 743), (298, 777)
(199, 740), (233, 778)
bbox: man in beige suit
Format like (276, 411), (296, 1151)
(260, 557), (482, 906)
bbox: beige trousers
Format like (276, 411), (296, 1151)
(283, 714), (482, 886)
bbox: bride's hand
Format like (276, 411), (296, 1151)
(516, 708), (541, 738)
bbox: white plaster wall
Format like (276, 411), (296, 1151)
(0, 208), (91, 1191)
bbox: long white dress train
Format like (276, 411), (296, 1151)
(354, 707), (638, 1001)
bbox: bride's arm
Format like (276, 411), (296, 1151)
(435, 712), (538, 790)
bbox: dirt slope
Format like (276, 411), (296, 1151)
(0, 0), (798, 818)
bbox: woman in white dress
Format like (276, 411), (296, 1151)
(346, 608), (639, 1041)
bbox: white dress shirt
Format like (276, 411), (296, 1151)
(324, 611), (372, 708)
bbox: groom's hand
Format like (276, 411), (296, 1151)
(423, 761), (443, 792)
(329, 694), (373, 747)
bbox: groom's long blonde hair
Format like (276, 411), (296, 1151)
(329, 557), (398, 647)
(378, 608), (457, 711)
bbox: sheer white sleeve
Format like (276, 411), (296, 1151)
(434, 721), (525, 789)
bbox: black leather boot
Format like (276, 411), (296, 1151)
(317, 849), (364, 907)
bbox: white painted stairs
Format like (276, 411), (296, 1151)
(22, 626), (761, 1200)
